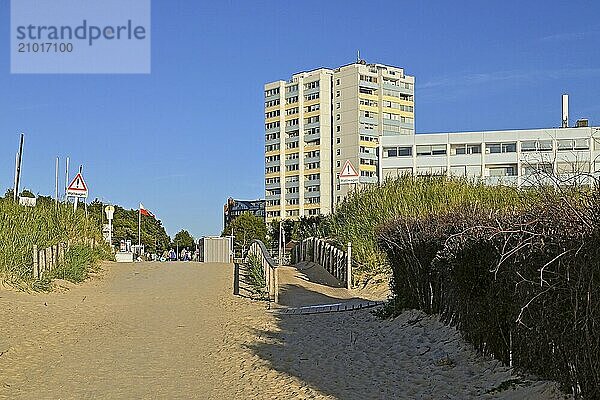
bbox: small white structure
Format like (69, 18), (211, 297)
(115, 252), (134, 262)
(18, 196), (36, 207)
(198, 236), (232, 263)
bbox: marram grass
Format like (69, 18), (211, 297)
(322, 175), (541, 276)
(0, 198), (104, 288)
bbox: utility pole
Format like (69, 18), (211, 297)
(13, 133), (24, 202)
(278, 220), (283, 268)
(55, 157), (59, 207)
(65, 156), (69, 200)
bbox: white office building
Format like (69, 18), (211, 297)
(381, 97), (599, 186)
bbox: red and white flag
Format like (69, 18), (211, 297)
(139, 203), (154, 217)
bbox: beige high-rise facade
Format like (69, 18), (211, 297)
(264, 60), (414, 222)
(332, 62), (414, 206)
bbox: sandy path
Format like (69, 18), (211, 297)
(0, 262), (568, 399)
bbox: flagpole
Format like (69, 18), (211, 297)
(138, 205), (141, 247)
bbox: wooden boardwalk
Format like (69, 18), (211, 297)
(276, 262), (384, 313)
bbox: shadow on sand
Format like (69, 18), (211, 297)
(233, 263), (553, 399)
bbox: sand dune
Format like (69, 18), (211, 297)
(0, 262), (568, 399)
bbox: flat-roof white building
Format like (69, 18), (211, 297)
(381, 124), (600, 186)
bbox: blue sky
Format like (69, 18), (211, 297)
(1, 0), (599, 238)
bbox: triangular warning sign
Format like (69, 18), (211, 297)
(66, 173), (88, 197)
(339, 160), (359, 178)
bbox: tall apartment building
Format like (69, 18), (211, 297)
(264, 68), (333, 222)
(333, 62), (414, 205)
(264, 60), (414, 222)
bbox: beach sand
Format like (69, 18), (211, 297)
(0, 262), (568, 399)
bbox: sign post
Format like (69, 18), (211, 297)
(104, 205), (115, 245)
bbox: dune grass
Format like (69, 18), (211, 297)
(245, 253), (267, 297)
(321, 175), (539, 277)
(0, 197), (106, 289)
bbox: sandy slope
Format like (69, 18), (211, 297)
(0, 262), (568, 399)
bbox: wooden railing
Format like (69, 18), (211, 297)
(32, 237), (99, 279)
(291, 237), (352, 289)
(246, 240), (279, 303)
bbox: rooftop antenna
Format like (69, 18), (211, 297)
(357, 49), (361, 63)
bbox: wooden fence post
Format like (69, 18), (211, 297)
(273, 265), (279, 304)
(346, 242), (352, 289)
(33, 245), (39, 279)
(45, 247), (51, 272)
(53, 244), (58, 267)
(40, 248), (46, 277)
(59, 243), (65, 264)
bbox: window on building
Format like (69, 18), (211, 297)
(538, 140), (553, 151)
(336, 90), (340, 97)
(360, 110), (378, 119)
(336, 160), (340, 167)
(452, 144), (482, 155)
(336, 102), (340, 109)
(502, 143), (517, 153)
(264, 88), (280, 97)
(575, 138), (590, 150)
(398, 146), (412, 156)
(558, 138), (589, 151)
(360, 74), (378, 83)
(557, 161), (590, 174)
(523, 163), (553, 175)
(489, 165), (517, 176)
(558, 139), (573, 150)
(416, 145), (446, 156)
(360, 98), (378, 107)
(336, 149), (341, 156)
(305, 92), (319, 101)
(304, 81), (319, 90)
(521, 141), (538, 152)
(486, 142), (516, 153)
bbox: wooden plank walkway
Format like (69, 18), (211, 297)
(275, 262), (383, 314)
